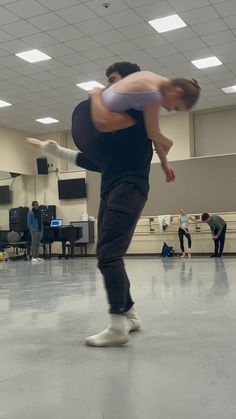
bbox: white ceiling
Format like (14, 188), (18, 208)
(0, 0), (236, 134)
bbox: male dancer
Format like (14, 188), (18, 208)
(28, 62), (174, 347)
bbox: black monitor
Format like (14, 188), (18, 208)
(58, 178), (86, 200)
(0, 185), (11, 204)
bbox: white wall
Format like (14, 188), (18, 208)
(193, 107), (236, 157)
(0, 127), (36, 174)
(152, 112), (191, 162)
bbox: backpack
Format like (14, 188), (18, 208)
(161, 242), (173, 257)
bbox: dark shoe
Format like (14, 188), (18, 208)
(210, 254), (218, 257)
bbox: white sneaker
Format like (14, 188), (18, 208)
(85, 314), (129, 347)
(125, 306), (142, 332)
(37, 258), (43, 261)
(31, 258), (38, 262)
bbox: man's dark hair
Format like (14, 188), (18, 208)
(201, 212), (209, 221)
(106, 61), (141, 78)
(32, 201), (38, 206)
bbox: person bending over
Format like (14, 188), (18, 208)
(201, 213), (227, 257)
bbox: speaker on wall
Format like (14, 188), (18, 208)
(36, 157), (48, 175)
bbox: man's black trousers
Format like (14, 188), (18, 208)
(96, 182), (146, 314)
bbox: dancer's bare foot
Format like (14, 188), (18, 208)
(26, 137), (58, 152)
(26, 137), (78, 165)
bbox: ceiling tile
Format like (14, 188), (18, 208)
(168, 0), (210, 12)
(82, 47), (114, 60)
(56, 4), (98, 24)
(29, 12), (67, 31)
(119, 49), (153, 63)
(85, 0), (129, 16)
(10, 75), (36, 86)
(5, 0), (48, 18)
(75, 17), (113, 35)
(132, 34), (167, 49)
(42, 43), (74, 58)
(135, 1), (174, 20)
(22, 33), (58, 48)
(173, 37), (207, 52)
(2, 20), (40, 37)
(36, 0), (79, 10)
(223, 15), (236, 29)
(214, 0), (236, 17)
(76, 61), (103, 73)
(183, 47), (213, 60)
(201, 31), (236, 46)
(1, 55), (26, 67)
(91, 29), (127, 46)
(211, 41), (236, 55)
(191, 19), (228, 35)
(94, 55), (123, 69)
(119, 22), (156, 39)
(0, 48), (9, 58)
(29, 71), (57, 82)
(15, 64), (42, 75)
(122, 0), (156, 6)
(103, 10), (143, 28)
(0, 68), (19, 79)
(0, 39), (34, 54)
(160, 53), (188, 65)
(217, 52), (236, 64)
(181, 6), (219, 25)
(0, 28), (14, 43)
(148, 44), (178, 58)
(162, 27), (198, 42)
(47, 26), (85, 42)
(0, 6), (20, 24)
(106, 40), (140, 54)
(56, 53), (89, 66)
(66, 37), (101, 52)
(27, 82), (51, 93)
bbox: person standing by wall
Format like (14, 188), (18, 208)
(178, 208), (196, 258)
(201, 213), (227, 257)
(27, 201), (44, 262)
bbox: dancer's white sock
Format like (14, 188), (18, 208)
(41, 140), (78, 165)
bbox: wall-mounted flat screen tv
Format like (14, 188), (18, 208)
(58, 178), (86, 199)
(0, 185), (11, 204)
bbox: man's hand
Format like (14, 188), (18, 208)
(89, 87), (104, 97)
(161, 163), (176, 183)
(212, 235), (218, 240)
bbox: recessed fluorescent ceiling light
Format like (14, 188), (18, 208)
(148, 14), (186, 33)
(15, 49), (51, 63)
(191, 56), (222, 69)
(76, 81), (105, 91)
(0, 99), (11, 108)
(36, 118), (59, 124)
(222, 85), (236, 94)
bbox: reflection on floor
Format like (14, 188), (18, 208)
(0, 257), (235, 419)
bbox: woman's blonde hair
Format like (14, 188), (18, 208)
(170, 78), (201, 110)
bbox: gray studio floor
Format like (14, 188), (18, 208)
(0, 256), (236, 419)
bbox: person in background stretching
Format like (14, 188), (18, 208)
(27, 201), (44, 262)
(201, 213), (227, 257)
(178, 208), (196, 258)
